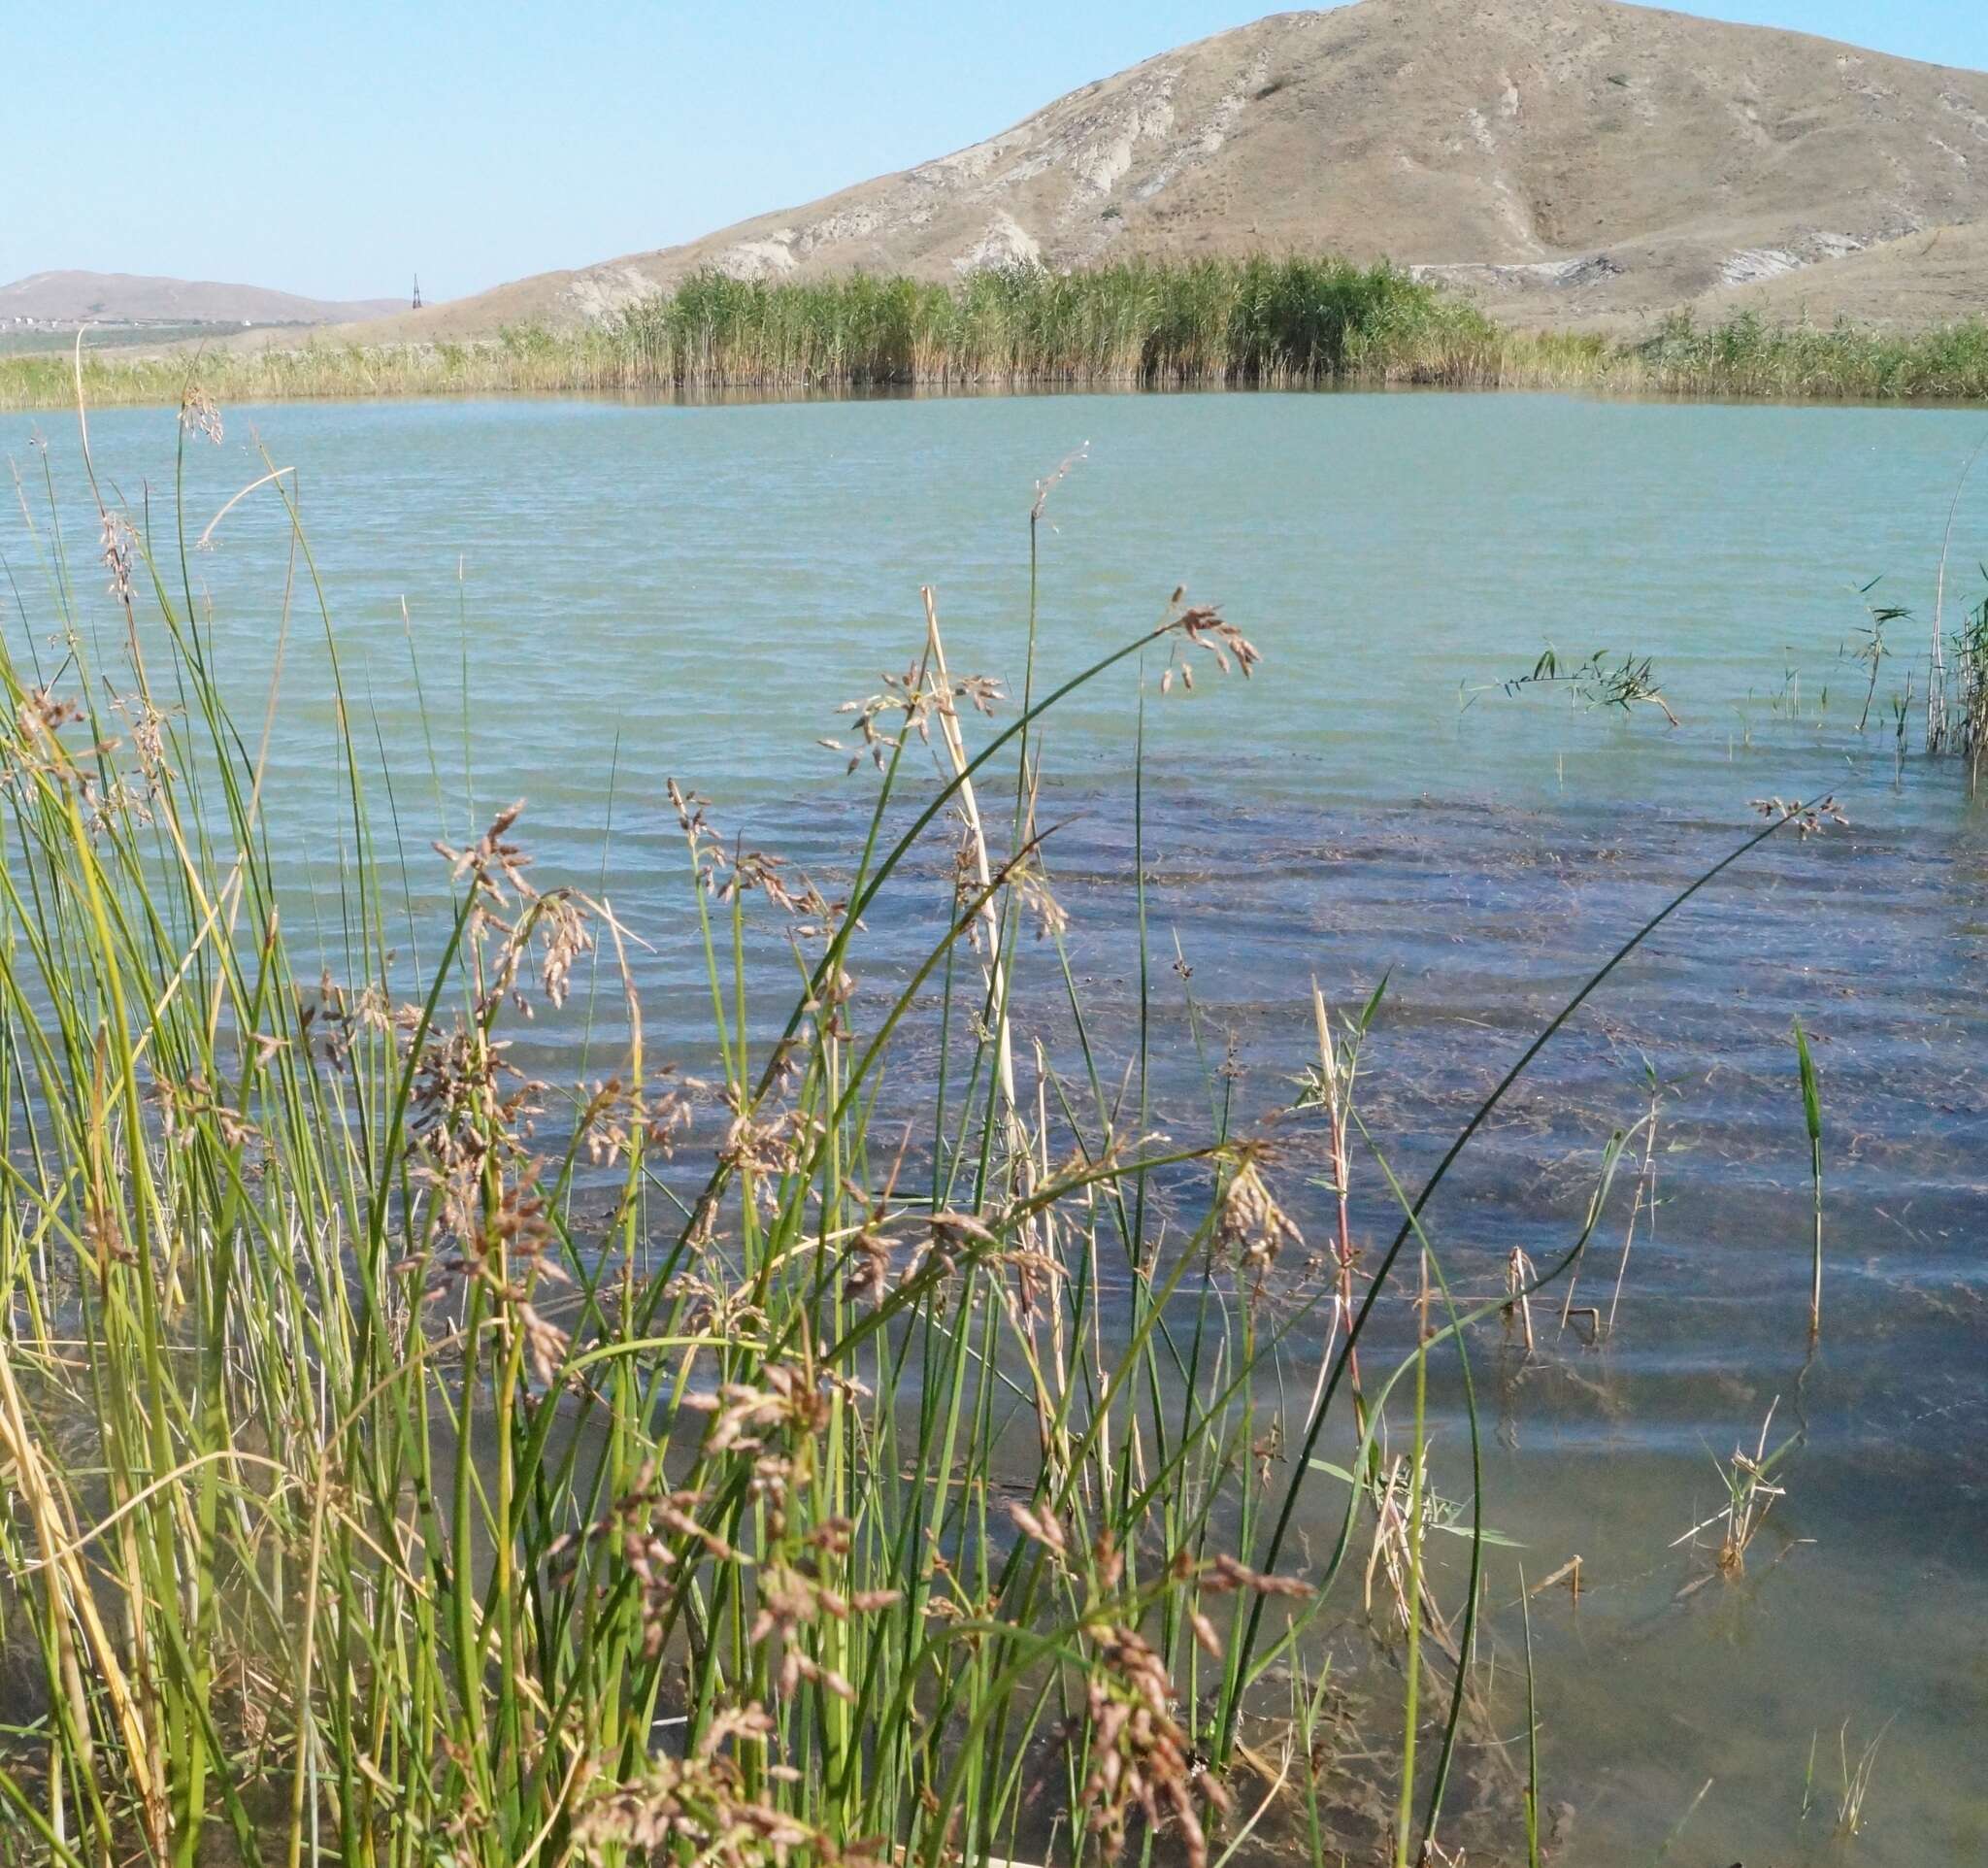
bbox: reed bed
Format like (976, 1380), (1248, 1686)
(0, 386), (1846, 1868)
(609, 261), (1501, 389)
(1938, 580), (1988, 783)
(1632, 309), (1988, 401)
(8, 259), (1988, 409)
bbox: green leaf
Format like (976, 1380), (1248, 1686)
(1793, 1019), (1823, 1144)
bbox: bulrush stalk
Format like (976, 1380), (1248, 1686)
(1304, 982), (1373, 1457)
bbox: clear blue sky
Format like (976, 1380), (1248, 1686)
(8, 2), (1983, 304)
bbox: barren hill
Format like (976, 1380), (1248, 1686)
(334, 0), (1988, 343)
(2, 272), (402, 327)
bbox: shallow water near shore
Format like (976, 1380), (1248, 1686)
(10, 387), (1987, 1862)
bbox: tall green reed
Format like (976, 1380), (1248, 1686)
(0, 384), (1369, 1867)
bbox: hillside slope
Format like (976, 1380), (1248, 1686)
(325, 0), (1988, 342)
(2, 272), (402, 326)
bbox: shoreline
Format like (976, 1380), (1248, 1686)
(13, 370), (1988, 417)
(10, 343), (1988, 414)
(6, 257), (1988, 411)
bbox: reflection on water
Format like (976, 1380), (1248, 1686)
(12, 387), (1988, 1862)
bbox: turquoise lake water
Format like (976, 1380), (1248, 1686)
(10, 388), (1987, 1863)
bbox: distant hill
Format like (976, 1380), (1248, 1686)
(328, 0), (1988, 346)
(0, 271), (403, 328)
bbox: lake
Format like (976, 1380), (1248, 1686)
(12, 388), (1987, 1863)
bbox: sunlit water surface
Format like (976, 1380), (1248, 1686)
(11, 389), (1987, 1864)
